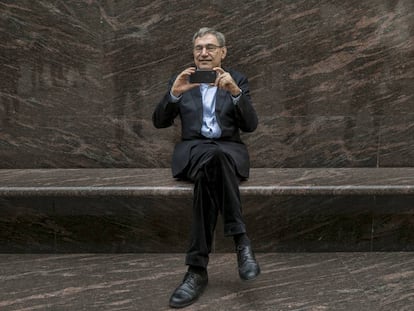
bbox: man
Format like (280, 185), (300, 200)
(153, 27), (260, 308)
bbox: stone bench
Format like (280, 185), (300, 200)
(1, 168), (414, 253)
(1, 167), (414, 197)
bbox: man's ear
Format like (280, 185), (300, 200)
(221, 46), (227, 60)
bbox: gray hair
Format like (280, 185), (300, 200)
(192, 27), (226, 47)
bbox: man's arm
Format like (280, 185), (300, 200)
(214, 67), (258, 133)
(233, 75), (258, 132)
(152, 83), (180, 129)
(153, 67), (199, 129)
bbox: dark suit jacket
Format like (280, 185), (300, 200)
(153, 68), (258, 179)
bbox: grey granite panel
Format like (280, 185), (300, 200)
(221, 194), (414, 252)
(216, 196), (375, 252)
(372, 195), (414, 251)
(2, 193), (414, 253)
(378, 114), (414, 167)
(1, 0), (413, 168)
(246, 115), (381, 168)
(0, 196), (192, 253)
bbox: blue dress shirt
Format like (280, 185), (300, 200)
(200, 83), (221, 138)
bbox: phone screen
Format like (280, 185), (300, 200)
(189, 70), (217, 83)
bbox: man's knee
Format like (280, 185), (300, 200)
(208, 147), (228, 164)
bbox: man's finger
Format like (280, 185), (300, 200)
(213, 67), (225, 75)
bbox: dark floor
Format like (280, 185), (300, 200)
(1, 252), (414, 311)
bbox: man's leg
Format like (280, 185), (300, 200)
(201, 146), (260, 281)
(185, 142), (246, 266)
(185, 169), (219, 268)
(197, 147), (246, 236)
(169, 143), (219, 308)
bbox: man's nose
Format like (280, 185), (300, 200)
(200, 47), (209, 56)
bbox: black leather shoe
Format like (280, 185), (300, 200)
(237, 245), (260, 281)
(169, 271), (208, 308)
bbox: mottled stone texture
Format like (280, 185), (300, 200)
(2, 194), (414, 253)
(0, 196), (193, 253)
(1, 253), (414, 310)
(1, 0), (413, 168)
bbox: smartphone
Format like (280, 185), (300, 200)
(189, 70), (217, 83)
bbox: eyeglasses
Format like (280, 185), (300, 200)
(193, 44), (223, 53)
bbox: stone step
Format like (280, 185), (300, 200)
(1, 168), (414, 252)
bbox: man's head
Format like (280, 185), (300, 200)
(192, 27), (227, 70)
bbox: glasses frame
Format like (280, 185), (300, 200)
(193, 44), (223, 53)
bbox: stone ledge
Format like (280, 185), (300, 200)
(1, 167), (414, 197)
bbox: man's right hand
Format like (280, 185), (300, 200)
(171, 67), (200, 97)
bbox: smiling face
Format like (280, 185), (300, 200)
(193, 33), (227, 70)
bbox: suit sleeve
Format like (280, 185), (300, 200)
(234, 75), (258, 133)
(152, 78), (180, 129)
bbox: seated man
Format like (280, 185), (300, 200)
(153, 27), (260, 309)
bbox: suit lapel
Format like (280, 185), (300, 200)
(190, 87), (204, 126)
(215, 88), (227, 114)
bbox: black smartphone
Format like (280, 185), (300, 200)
(189, 70), (217, 83)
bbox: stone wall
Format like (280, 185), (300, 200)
(1, 0), (413, 169)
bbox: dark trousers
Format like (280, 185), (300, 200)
(184, 142), (246, 268)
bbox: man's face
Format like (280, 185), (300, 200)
(193, 34), (227, 70)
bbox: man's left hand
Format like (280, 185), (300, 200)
(213, 67), (242, 96)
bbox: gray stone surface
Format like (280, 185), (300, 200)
(1, 253), (414, 310)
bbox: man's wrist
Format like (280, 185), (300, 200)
(231, 89), (242, 105)
(169, 91), (182, 102)
(231, 88), (242, 97)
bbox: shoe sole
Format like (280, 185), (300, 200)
(239, 268), (261, 281)
(169, 284), (207, 308)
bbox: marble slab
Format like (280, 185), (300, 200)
(0, 0), (413, 168)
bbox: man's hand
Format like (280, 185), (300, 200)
(171, 67), (199, 97)
(214, 67), (242, 96)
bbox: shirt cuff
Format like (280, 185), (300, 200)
(169, 91), (182, 103)
(231, 92), (242, 105)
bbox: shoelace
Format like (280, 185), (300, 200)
(186, 273), (197, 290)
